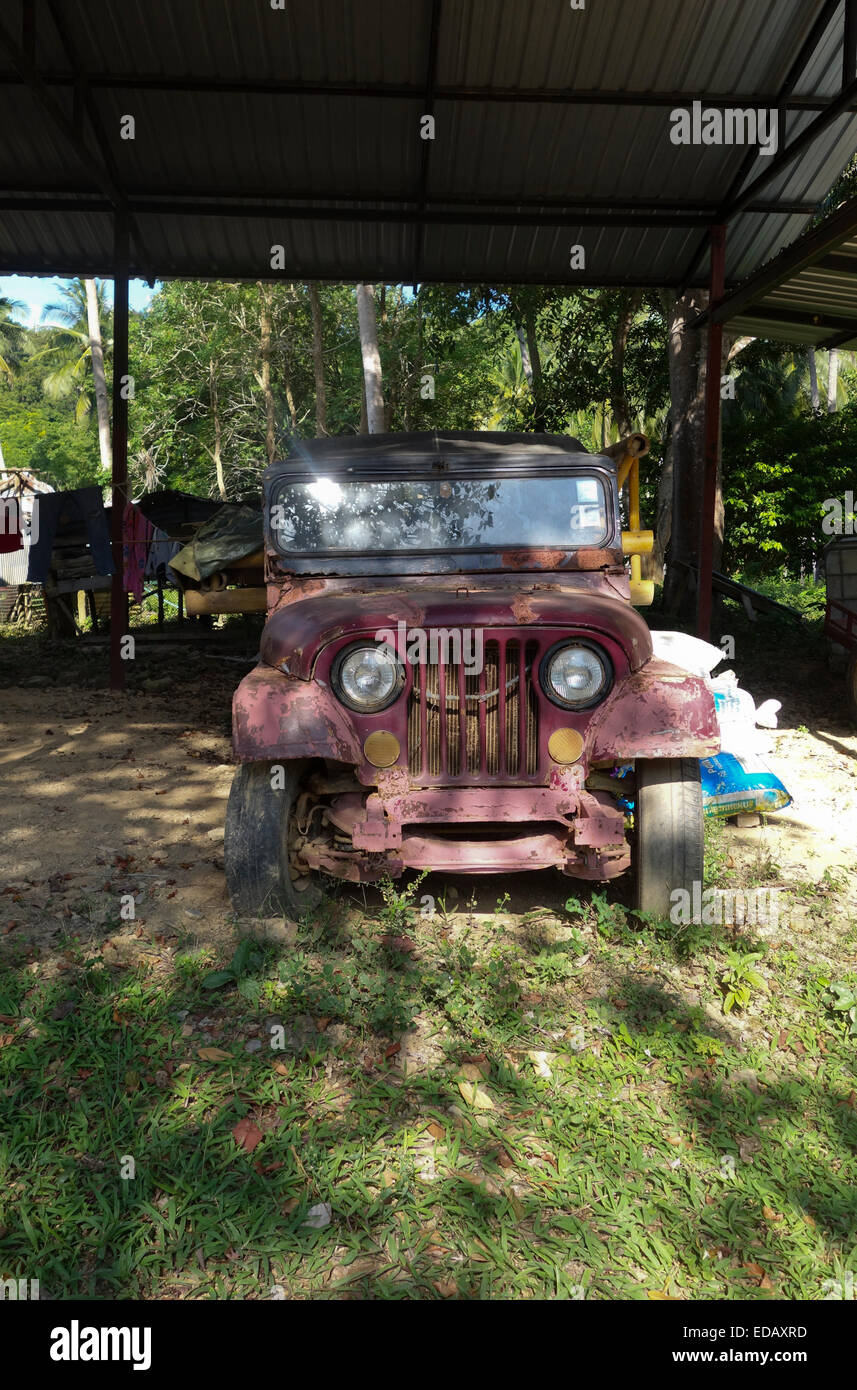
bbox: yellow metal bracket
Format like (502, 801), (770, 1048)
(619, 451), (654, 606)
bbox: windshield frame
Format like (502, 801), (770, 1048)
(264, 453), (622, 578)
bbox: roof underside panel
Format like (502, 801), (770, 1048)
(1, 0), (856, 285)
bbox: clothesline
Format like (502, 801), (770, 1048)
(123, 501), (183, 602)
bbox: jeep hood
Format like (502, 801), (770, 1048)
(260, 587), (653, 679)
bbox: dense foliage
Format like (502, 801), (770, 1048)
(1, 278), (855, 581)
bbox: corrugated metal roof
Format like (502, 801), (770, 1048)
(1, 0), (857, 285)
(698, 198), (857, 347)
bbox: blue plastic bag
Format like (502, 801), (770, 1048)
(699, 752), (792, 819)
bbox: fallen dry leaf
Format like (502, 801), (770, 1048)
(527, 1050), (553, 1080)
(461, 1053), (490, 1077)
(434, 1279), (457, 1298)
(232, 1118), (264, 1153)
(457, 1080), (495, 1110)
(197, 1047), (232, 1062)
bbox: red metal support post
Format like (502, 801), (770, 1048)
(109, 212), (130, 690)
(696, 223), (726, 639)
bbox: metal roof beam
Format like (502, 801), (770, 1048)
(0, 195), (713, 227)
(816, 250), (857, 271)
(734, 304), (857, 331)
(0, 69), (853, 112)
(820, 323), (857, 347)
(0, 256), (708, 288)
(0, 191), (815, 217)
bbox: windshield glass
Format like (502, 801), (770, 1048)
(270, 474), (611, 552)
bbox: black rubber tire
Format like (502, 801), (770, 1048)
(634, 758), (704, 920)
(224, 760), (324, 918)
(847, 653), (857, 726)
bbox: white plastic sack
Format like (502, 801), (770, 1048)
(650, 631), (725, 677)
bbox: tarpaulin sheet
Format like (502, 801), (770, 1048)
(169, 505), (262, 582)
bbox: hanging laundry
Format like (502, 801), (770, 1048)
(123, 502), (154, 603)
(27, 487), (114, 582)
(145, 526), (182, 587)
(0, 498), (23, 554)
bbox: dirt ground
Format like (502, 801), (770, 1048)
(1, 614), (855, 956)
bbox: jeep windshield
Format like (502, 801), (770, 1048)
(270, 474), (610, 553)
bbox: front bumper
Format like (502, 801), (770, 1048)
(300, 766), (630, 881)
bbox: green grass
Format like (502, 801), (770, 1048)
(2, 850), (857, 1301)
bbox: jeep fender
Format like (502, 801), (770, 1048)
(232, 664), (361, 764)
(585, 659), (720, 764)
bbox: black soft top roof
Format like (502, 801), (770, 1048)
(267, 430), (609, 481)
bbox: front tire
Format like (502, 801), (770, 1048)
(224, 760), (323, 918)
(634, 758), (704, 920)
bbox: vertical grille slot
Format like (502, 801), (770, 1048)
(406, 633), (540, 782)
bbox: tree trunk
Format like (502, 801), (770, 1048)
(808, 348), (820, 409)
(85, 277), (112, 473)
(524, 308), (545, 430)
(643, 432), (673, 585)
(209, 359), (226, 499)
(611, 290), (642, 437)
(827, 348), (839, 412)
(661, 290), (708, 621)
(308, 283), (327, 434)
(356, 283), (385, 434)
(258, 284), (276, 465)
(284, 377), (298, 432)
(515, 323), (533, 385)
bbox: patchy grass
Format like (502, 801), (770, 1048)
(2, 843), (856, 1302)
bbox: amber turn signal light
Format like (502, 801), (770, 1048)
(363, 731), (401, 767)
(548, 727), (584, 764)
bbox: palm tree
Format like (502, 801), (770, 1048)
(37, 278), (113, 471)
(0, 296), (25, 381)
(487, 339), (529, 428)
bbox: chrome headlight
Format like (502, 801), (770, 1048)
(331, 643), (404, 713)
(541, 641), (611, 709)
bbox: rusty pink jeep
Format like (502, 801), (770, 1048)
(225, 432), (719, 920)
